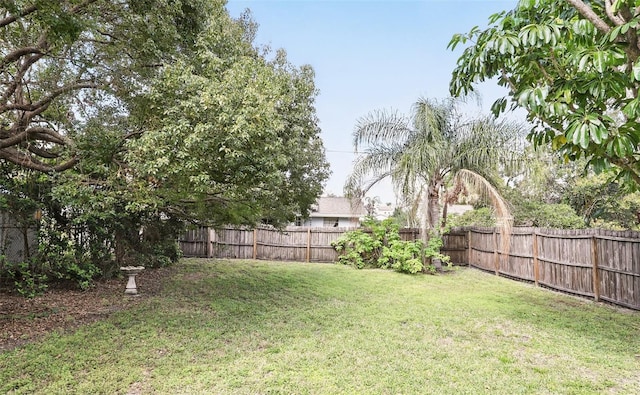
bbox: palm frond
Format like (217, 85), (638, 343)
(451, 116), (527, 179)
(353, 110), (412, 151)
(454, 169), (513, 261)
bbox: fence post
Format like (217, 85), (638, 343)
(253, 228), (258, 260)
(493, 229), (499, 275)
(467, 229), (472, 266)
(306, 228), (311, 263)
(591, 235), (600, 302)
(206, 227), (213, 258)
(532, 229), (539, 286)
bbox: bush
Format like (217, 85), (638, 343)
(447, 207), (496, 228)
(513, 202), (585, 229)
(7, 259), (48, 298)
(331, 217), (449, 274)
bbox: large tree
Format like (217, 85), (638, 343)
(0, 1), (330, 290)
(0, 0), (329, 228)
(450, 0), (640, 186)
(125, 27), (330, 227)
(0, 0), (209, 172)
(345, 97), (523, 235)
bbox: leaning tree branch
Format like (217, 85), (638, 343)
(2, 80), (98, 115)
(0, 145), (79, 173)
(0, 52), (45, 106)
(565, 0), (612, 33)
(0, 5), (38, 28)
(0, 47), (43, 70)
(26, 145), (59, 159)
(53, 157), (79, 172)
(0, 146), (52, 172)
(604, 0), (626, 26)
(28, 126), (71, 145)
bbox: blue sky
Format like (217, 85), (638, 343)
(226, 0), (520, 203)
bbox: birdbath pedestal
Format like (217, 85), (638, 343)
(120, 266), (145, 295)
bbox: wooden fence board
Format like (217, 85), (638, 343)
(596, 235), (640, 309)
(441, 231), (467, 264)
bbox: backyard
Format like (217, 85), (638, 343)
(1, 259), (639, 394)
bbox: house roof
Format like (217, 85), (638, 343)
(310, 197), (366, 218)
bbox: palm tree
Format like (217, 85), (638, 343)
(345, 97), (524, 238)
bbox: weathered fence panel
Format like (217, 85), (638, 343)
(595, 229), (640, 309)
(537, 229), (595, 298)
(308, 227), (349, 262)
(257, 228), (305, 261)
(500, 228), (535, 281)
(441, 230), (467, 265)
(179, 226), (358, 262)
(468, 227), (496, 273)
(0, 213), (36, 264)
(179, 228), (208, 257)
(213, 227), (254, 259)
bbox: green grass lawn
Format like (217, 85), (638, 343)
(2, 259), (640, 394)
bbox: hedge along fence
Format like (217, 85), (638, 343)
(179, 226), (640, 310)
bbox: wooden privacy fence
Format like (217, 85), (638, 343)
(180, 226), (422, 263)
(180, 226), (640, 310)
(181, 226), (352, 263)
(446, 226), (640, 311)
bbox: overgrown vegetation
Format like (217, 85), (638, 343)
(2, 259), (639, 394)
(0, 1), (328, 295)
(331, 218), (449, 274)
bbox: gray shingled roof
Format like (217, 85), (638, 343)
(309, 197), (366, 218)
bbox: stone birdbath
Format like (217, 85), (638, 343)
(120, 266), (145, 295)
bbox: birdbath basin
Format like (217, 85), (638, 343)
(120, 266), (145, 295)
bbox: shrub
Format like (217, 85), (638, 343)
(331, 217), (449, 274)
(447, 207), (496, 228)
(7, 259), (48, 298)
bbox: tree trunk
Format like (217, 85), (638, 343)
(423, 177), (443, 272)
(424, 177), (442, 239)
(441, 201), (449, 230)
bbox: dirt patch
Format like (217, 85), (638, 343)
(0, 266), (177, 352)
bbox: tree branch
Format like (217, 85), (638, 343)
(26, 145), (59, 159)
(0, 146), (78, 173)
(565, 0), (612, 33)
(0, 52), (45, 106)
(0, 47), (43, 69)
(0, 5), (37, 28)
(2, 80), (98, 115)
(604, 0), (625, 26)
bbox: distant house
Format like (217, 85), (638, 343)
(375, 203), (395, 220)
(294, 197), (365, 227)
(447, 204), (474, 216)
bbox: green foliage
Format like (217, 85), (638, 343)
(126, 20), (330, 227)
(447, 207), (497, 228)
(7, 260), (48, 298)
(563, 172), (640, 229)
(346, 97), (523, 231)
(332, 229), (380, 269)
(450, 0), (640, 187)
(0, 1), (329, 294)
(512, 202), (586, 229)
(331, 218), (449, 274)
(380, 239), (424, 274)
